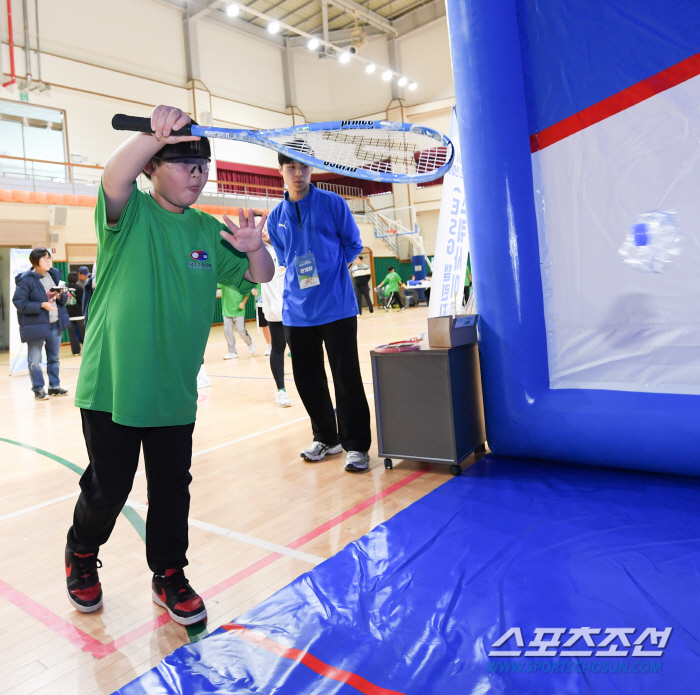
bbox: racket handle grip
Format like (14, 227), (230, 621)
(111, 114), (193, 136)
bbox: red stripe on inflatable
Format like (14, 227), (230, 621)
(222, 623), (406, 695)
(530, 52), (700, 152)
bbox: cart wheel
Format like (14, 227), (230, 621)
(450, 464), (462, 477)
(384, 458), (393, 470)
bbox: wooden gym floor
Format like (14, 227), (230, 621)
(0, 305), (474, 695)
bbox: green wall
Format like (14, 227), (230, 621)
(212, 286), (257, 325)
(373, 256), (434, 285)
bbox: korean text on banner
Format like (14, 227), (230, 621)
(428, 108), (470, 318)
(9, 249), (32, 376)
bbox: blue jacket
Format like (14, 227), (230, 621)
(13, 267), (70, 343)
(268, 184), (364, 327)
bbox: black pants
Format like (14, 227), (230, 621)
(284, 317), (371, 452)
(355, 283), (373, 313)
(67, 409), (195, 574)
(268, 321), (287, 390)
(386, 291), (403, 309)
(67, 319), (84, 355)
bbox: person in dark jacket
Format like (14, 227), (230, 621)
(65, 271), (85, 355)
(13, 248), (70, 400)
(79, 265), (95, 326)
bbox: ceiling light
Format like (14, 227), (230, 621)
(339, 52), (351, 64)
(226, 3), (239, 17)
(408, 81), (418, 91)
(268, 20), (281, 34)
(307, 37), (319, 50)
(382, 70), (392, 81)
(365, 63), (376, 74)
(398, 76), (408, 87)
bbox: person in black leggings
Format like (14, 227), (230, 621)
(260, 229), (292, 407)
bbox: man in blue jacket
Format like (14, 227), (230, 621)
(268, 149), (371, 472)
(13, 247), (70, 400)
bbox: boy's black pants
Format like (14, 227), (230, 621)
(67, 409), (194, 574)
(284, 316), (371, 453)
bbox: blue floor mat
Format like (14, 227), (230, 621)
(116, 455), (700, 694)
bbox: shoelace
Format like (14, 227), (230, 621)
(76, 555), (102, 584)
(160, 570), (195, 600)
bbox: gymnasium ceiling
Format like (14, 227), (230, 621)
(155, 0), (446, 47)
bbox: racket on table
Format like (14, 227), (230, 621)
(112, 115), (454, 184)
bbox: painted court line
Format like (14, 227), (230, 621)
(0, 491), (80, 523)
(124, 501), (325, 565)
(193, 416), (310, 457)
(222, 622), (406, 695)
(0, 458), (429, 659)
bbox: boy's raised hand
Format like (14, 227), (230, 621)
(221, 208), (268, 254)
(150, 105), (200, 144)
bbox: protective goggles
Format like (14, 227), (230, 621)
(158, 158), (211, 175)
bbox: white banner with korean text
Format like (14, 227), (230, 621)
(428, 108), (470, 318)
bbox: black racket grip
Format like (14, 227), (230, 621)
(111, 114), (193, 136)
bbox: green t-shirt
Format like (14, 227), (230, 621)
(383, 271), (401, 293)
(464, 254), (472, 287)
(218, 283), (249, 317)
(75, 183), (255, 427)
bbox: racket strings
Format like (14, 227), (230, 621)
(268, 129), (451, 177)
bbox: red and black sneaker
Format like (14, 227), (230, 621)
(65, 546), (103, 613)
(152, 569), (207, 626)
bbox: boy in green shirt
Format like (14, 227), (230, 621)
(65, 105), (273, 626)
(376, 266), (406, 311)
(218, 283), (255, 358)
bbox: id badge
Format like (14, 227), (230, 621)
(295, 252), (321, 289)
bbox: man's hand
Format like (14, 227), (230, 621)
(251, 288), (258, 297)
(238, 302), (246, 310)
(41, 302), (56, 311)
(221, 208), (267, 253)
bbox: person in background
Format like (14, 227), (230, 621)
(79, 266), (96, 326)
(12, 247), (70, 400)
(424, 270), (433, 303)
(376, 265), (406, 311)
(351, 255), (373, 316)
(66, 271), (85, 355)
(463, 253), (472, 306)
(219, 284), (255, 359)
(268, 146), (371, 472)
(260, 228), (291, 407)
(76, 267), (89, 290)
(251, 286), (272, 356)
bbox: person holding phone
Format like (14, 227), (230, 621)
(12, 247), (70, 400)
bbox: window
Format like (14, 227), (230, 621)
(0, 100), (67, 181)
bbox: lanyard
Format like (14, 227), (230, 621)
(294, 200), (312, 255)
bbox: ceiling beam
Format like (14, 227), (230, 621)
(325, 0), (397, 36)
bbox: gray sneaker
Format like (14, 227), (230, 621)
(34, 389), (49, 401)
(300, 441), (343, 461)
(344, 451), (370, 472)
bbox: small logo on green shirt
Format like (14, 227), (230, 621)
(188, 249), (212, 270)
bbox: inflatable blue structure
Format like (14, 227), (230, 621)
(447, 0), (700, 474)
(116, 2), (700, 693)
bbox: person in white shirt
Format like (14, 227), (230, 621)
(260, 229), (291, 407)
